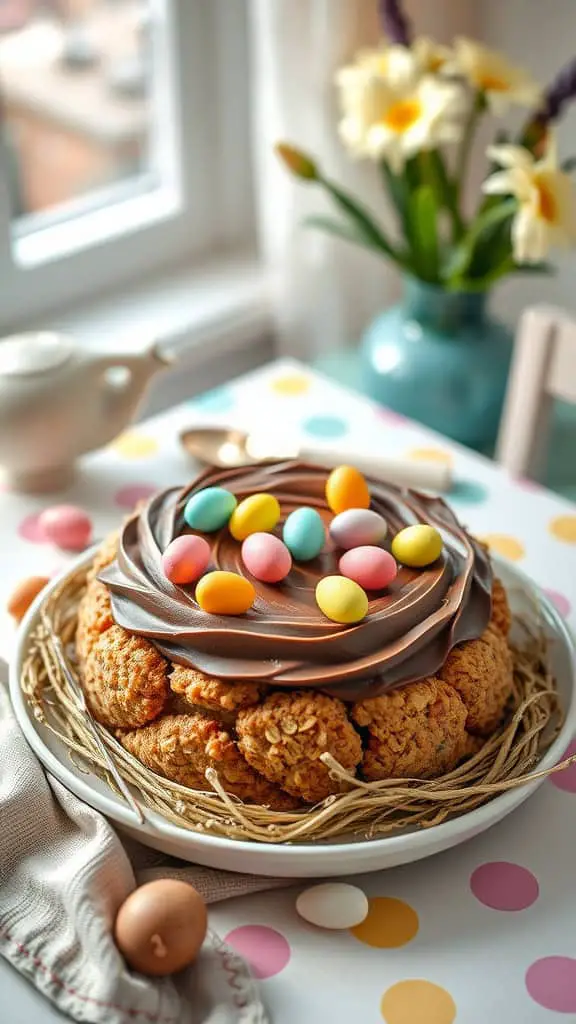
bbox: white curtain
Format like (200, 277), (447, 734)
(249, 0), (479, 360)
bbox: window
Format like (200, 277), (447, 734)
(0, 0), (253, 330)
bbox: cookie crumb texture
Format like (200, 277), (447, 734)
(237, 691), (362, 802)
(75, 536), (516, 805)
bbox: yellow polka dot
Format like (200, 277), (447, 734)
(479, 533), (525, 562)
(112, 432), (159, 459)
(381, 980), (456, 1024)
(269, 373), (311, 395)
(549, 515), (576, 544)
(407, 447), (453, 465)
(350, 897), (419, 948)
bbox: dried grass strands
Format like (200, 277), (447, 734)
(19, 563), (574, 845)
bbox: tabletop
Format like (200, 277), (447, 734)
(2, 357), (576, 1024)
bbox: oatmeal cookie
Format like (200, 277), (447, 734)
(83, 625), (169, 728)
(352, 677), (469, 781)
(88, 532), (119, 582)
(118, 712), (299, 809)
(76, 578), (114, 661)
(439, 625), (513, 734)
(237, 691), (362, 803)
(170, 665), (263, 714)
(491, 576), (512, 638)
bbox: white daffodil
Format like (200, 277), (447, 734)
(412, 36), (452, 75)
(450, 37), (541, 114)
(483, 140), (576, 263)
(336, 62), (464, 172)
(355, 42), (417, 89)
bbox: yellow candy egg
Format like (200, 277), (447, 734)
(196, 571), (255, 615)
(228, 493), (281, 541)
(325, 466), (370, 515)
(315, 575), (369, 624)
(391, 524), (443, 568)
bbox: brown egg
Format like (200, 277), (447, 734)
(114, 880), (207, 976)
(7, 576), (50, 623)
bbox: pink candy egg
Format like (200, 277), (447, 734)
(241, 532), (292, 583)
(339, 546), (397, 591)
(162, 535), (211, 584)
(38, 505), (92, 551)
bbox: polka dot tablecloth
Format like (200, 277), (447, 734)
(2, 358), (576, 1023)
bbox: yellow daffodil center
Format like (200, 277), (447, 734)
(478, 72), (511, 93)
(383, 98), (422, 134)
(535, 178), (558, 223)
(428, 55), (445, 72)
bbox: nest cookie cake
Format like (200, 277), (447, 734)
(75, 462), (513, 809)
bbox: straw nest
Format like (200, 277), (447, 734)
(20, 563), (573, 845)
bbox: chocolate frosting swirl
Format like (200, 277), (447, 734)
(100, 462), (493, 701)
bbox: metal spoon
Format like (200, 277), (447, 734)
(179, 426), (452, 492)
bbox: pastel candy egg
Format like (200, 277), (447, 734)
(7, 575), (50, 623)
(296, 883), (369, 930)
(282, 507), (325, 561)
(242, 533), (292, 583)
(339, 546), (397, 590)
(195, 571), (255, 615)
(315, 575), (368, 624)
(161, 535), (211, 584)
(392, 524), (443, 568)
(325, 465), (370, 515)
(184, 487), (237, 532)
(329, 509), (387, 550)
(38, 505), (92, 551)
(229, 493), (281, 541)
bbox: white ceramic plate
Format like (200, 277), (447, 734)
(10, 554), (576, 878)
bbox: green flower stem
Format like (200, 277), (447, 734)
(418, 149), (464, 244)
(454, 91), (486, 218)
(446, 197), (517, 288)
(319, 173), (407, 267)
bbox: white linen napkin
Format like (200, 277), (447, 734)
(0, 661), (290, 1024)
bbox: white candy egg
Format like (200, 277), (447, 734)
(329, 508), (387, 550)
(295, 882), (369, 930)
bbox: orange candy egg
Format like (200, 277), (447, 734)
(7, 575), (50, 623)
(325, 465), (370, 515)
(195, 570), (255, 615)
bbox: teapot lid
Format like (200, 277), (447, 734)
(0, 333), (74, 375)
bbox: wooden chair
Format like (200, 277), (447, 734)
(496, 305), (576, 478)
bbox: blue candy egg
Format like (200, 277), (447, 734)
(184, 487), (237, 532)
(283, 507), (325, 561)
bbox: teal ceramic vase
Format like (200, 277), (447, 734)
(360, 276), (513, 451)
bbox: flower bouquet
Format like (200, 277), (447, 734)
(277, 0), (576, 448)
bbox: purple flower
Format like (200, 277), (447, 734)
(539, 57), (576, 123)
(520, 56), (576, 154)
(378, 0), (412, 46)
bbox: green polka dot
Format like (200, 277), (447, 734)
(302, 415), (349, 439)
(449, 480), (489, 505)
(189, 387), (235, 413)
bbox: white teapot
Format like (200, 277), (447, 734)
(0, 332), (172, 492)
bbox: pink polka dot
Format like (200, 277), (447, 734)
(374, 405), (408, 426)
(224, 925), (290, 979)
(470, 861), (539, 911)
(514, 476), (543, 492)
(526, 957), (576, 1012)
(544, 588), (571, 618)
(550, 739), (576, 793)
(114, 484), (157, 509)
(18, 513), (48, 543)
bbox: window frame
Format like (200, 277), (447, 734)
(0, 0), (254, 332)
